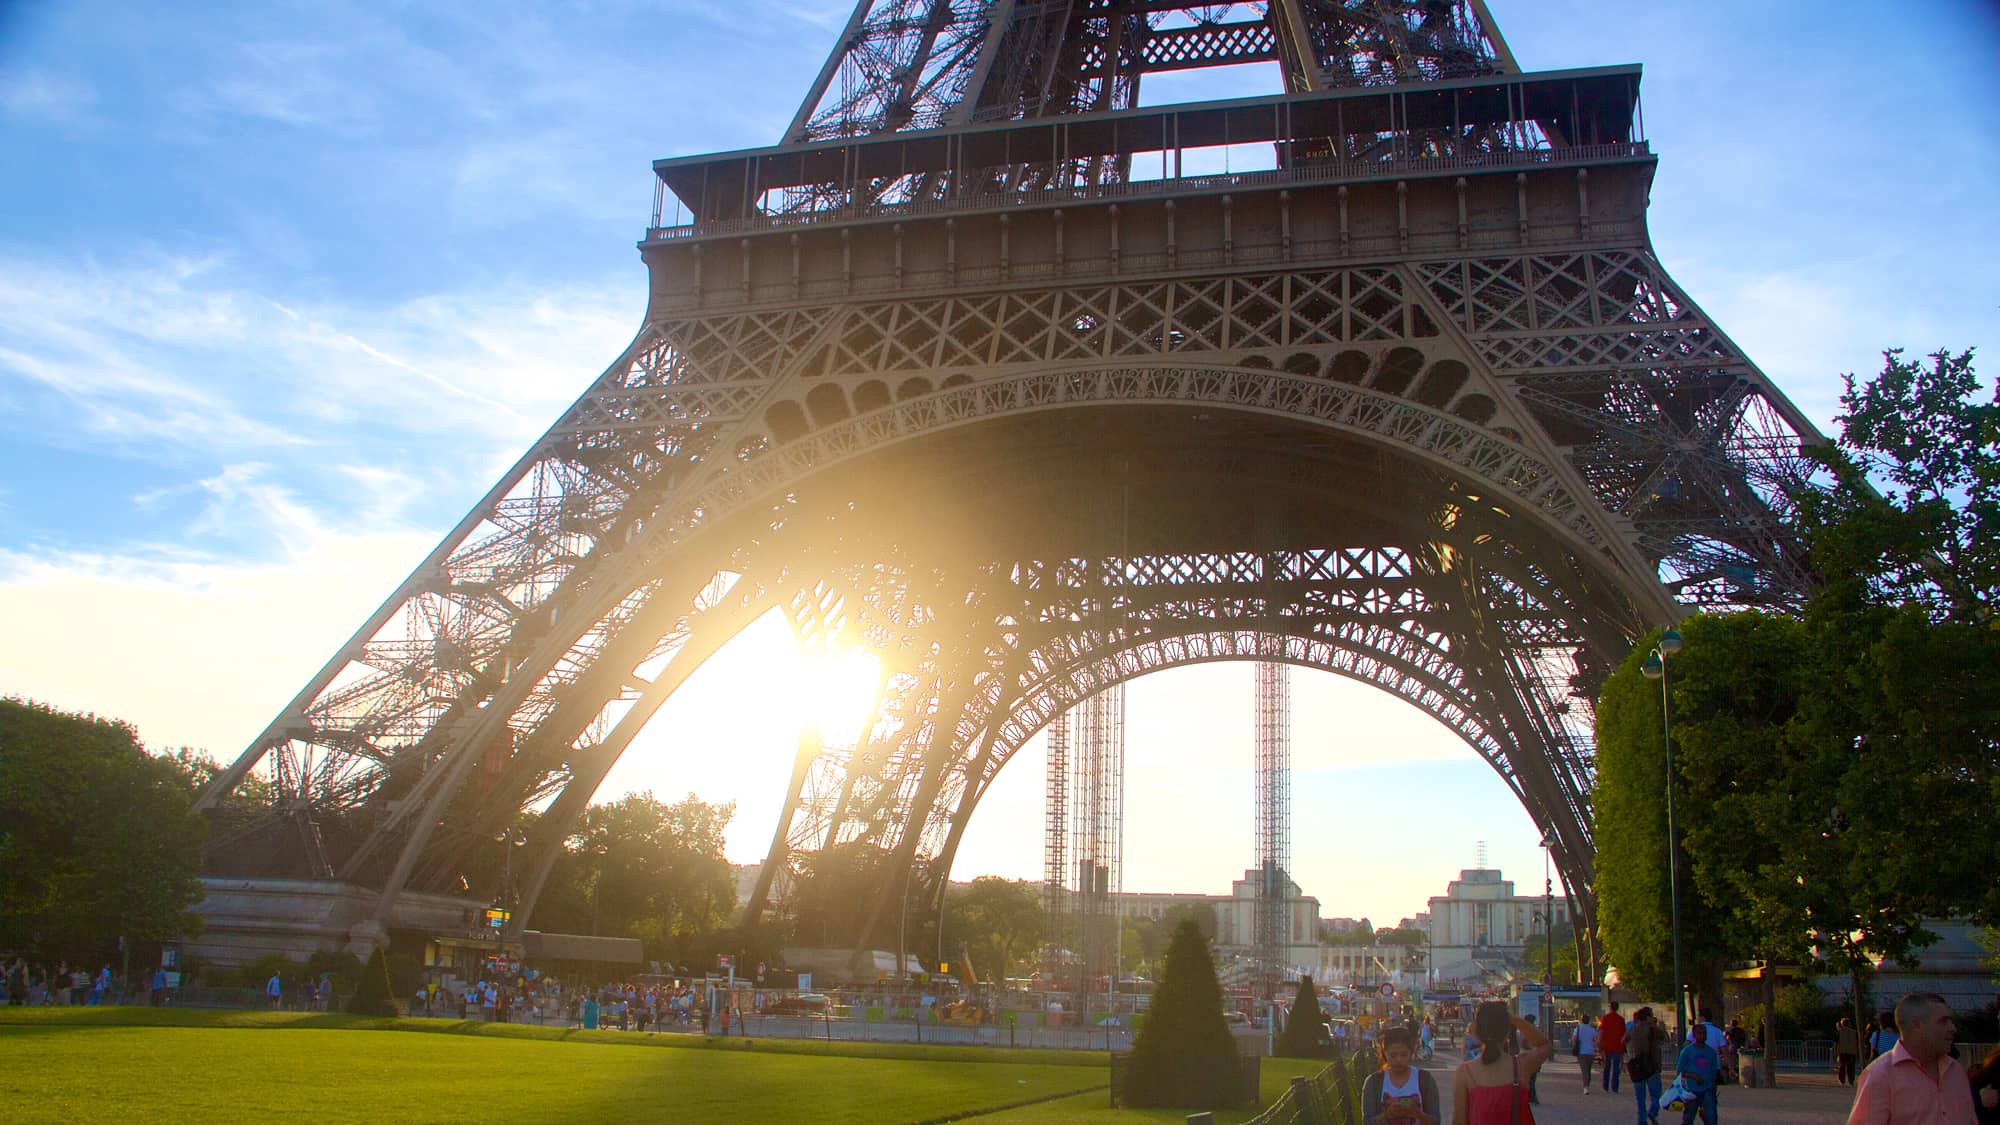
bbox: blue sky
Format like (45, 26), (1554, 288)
(2, 1), (1996, 926)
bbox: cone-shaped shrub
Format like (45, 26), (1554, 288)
(1122, 919), (1242, 1108)
(1275, 975), (1328, 1058)
(345, 947), (399, 1017)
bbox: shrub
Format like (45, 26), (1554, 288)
(385, 951), (424, 997)
(1275, 975), (1329, 1058)
(305, 950), (363, 995)
(1121, 919), (1242, 1108)
(242, 953), (303, 995)
(346, 948), (400, 1017)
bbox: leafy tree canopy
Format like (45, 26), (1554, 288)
(942, 876), (1042, 986)
(528, 791), (737, 964)
(1325, 918), (1376, 946)
(0, 698), (208, 961)
(1595, 344), (2000, 1003)
(1799, 347), (1997, 620)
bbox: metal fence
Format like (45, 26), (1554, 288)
(1768, 1039), (1834, 1070)
(1243, 1055), (1370, 1125)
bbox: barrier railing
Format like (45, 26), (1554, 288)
(1243, 1054), (1368, 1125)
(644, 142), (1651, 243)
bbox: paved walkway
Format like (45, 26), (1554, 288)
(1433, 1058), (1858, 1125)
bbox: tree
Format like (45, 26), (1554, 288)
(346, 946), (399, 1016)
(1326, 918), (1377, 946)
(1372, 926), (1426, 947)
(0, 699), (208, 961)
(1520, 912), (1579, 986)
(529, 791), (737, 964)
(1275, 975), (1329, 1058)
(1122, 919), (1243, 1108)
(1595, 614), (1903, 1015)
(155, 746), (271, 804)
(1594, 344), (2000, 1015)
(1792, 345), (2000, 929)
(942, 877), (1043, 986)
(1799, 347), (1997, 621)
(783, 839), (896, 949)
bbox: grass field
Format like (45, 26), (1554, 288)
(0, 1008), (1322, 1123)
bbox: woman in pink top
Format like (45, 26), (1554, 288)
(1455, 1000), (1553, 1125)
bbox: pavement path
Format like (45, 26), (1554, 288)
(1431, 1057), (1859, 1125)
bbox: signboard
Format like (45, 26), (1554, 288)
(483, 907), (510, 930)
(1378, 983), (1395, 999)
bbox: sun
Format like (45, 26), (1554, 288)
(797, 646), (881, 747)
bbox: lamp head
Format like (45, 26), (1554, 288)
(1657, 628), (1684, 656)
(1640, 652), (1664, 680)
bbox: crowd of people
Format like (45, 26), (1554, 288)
(400, 964), (751, 1035)
(2, 959), (146, 1007)
(1348, 993), (2000, 1125)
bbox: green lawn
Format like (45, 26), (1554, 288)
(0, 1008), (1318, 1123)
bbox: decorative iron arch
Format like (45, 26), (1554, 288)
(195, 14), (1825, 971)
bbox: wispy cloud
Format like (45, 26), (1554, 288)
(0, 68), (97, 125)
(0, 249), (639, 454)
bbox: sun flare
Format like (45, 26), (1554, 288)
(798, 647), (882, 747)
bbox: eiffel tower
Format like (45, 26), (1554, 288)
(194, 0), (1821, 964)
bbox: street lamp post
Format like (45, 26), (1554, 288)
(1539, 829), (1556, 988)
(1640, 627), (1686, 1041)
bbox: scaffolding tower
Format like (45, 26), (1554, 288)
(1254, 662), (1292, 1011)
(1042, 683), (1124, 1011)
(1041, 705), (1070, 984)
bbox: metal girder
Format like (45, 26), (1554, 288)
(204, 4), (1829, 965)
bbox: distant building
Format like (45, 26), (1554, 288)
(1425, 867), (1571, 985)
(1107, 872), (1324, 977)
(1313, 943), (1428, 989)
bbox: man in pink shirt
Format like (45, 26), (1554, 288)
(1847, 992), (1975, 1124)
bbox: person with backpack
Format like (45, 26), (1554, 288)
(1362, 1025), (1440, 1124)
(1626, 1007), (1665, 1124)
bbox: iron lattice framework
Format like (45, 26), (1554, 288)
(196, 0), (1825, 962)
(1253, 660), (1290, 1007)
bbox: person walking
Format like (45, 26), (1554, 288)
(1847, 992), (1974, 1124)
(1626, 1006), (1665, 1125)
(1600, 1001), (1628, 1093)
(1577, 1015), (1601, 1094)
(1675, 1023), (1721, 1124)
(1868, 1012), (1901, 1062)
(1452, 1000), (1552, 1125)
(1362, 1025), (1440, 1124)
(1836, 1017), (1861, 1087)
